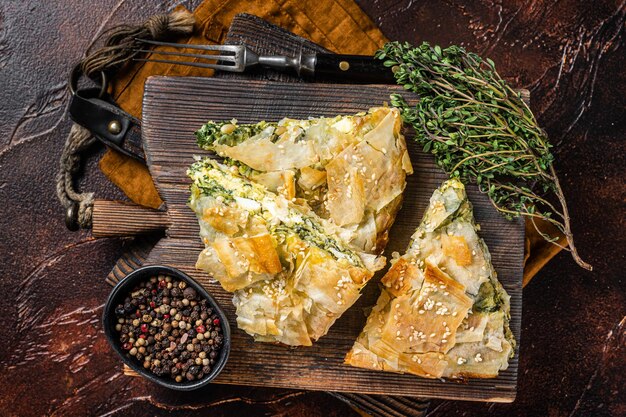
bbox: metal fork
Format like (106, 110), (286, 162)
(134, 39), (316, 76)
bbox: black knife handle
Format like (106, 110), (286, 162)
(314, 53), (397, 84)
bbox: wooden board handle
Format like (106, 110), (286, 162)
(92, 200), (169, 238)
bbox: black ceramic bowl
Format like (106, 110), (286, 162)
(103, 265), (231, 390)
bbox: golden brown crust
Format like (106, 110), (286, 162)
(345, 179), (514, 379)
(380, 257), (417, 297)
(326, 155), (367, 226)
(442, 235), (473, 266)
(233, 234), (283, 275)
(279, 170), (296, 201)
(203, 205), (247, 236)
(205, 107), (411, 256)
(298, 166), (327, 190)
(191, 108), (412, 346)
(424, 261), (468, 295)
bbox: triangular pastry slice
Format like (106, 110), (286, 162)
(194, 107), (413, 255)
(188, 160), (385, 346)
(345, 179), (515, 378)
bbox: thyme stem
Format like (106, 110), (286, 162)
(379, 41), (591, 270)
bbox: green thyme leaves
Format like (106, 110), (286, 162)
(379, 41), (590, 270)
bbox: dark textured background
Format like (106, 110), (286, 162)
(0, 1), (623, 416)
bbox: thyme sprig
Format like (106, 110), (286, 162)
(378, 41), (591, 270)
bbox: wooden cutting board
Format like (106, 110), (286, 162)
(94, 76), (523, 402)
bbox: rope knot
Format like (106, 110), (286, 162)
(147, 10), (195, 40)
(145, 14), (171, 40)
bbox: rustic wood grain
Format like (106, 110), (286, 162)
(92, 200), (169, 238)
(106, 236), (162, 287)
(1, 1), (624, 416)
(124, 76), (525, 402)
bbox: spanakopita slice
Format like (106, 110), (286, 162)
(345, 179), (515, 378)
(194, 107), (413, 255)
(188, 160), (385, 346)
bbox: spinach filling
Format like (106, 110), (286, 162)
(195, 120), (276, 149)
(193, 179), (234, 203)
(273, 217), (363, 267)
(473, 280), (501, 312)
(473, 278), (516, 354)
(189, 159), (363, 268)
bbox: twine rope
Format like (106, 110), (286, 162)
(56, 10), (195, 229)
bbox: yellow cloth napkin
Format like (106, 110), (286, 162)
(99, 0), (563, 286)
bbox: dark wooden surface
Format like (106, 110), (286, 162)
(93, 200), (169, 238)
(0, 1), (623, 416)
(126, 77), (523, 400)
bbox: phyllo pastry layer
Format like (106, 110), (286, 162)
(345, 179), (515, 379)
(194, 107), (413, 255)
(188, 160), (385, 346)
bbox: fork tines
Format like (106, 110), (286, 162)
(133, 39), (244, 72)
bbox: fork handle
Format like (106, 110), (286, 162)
(313, 54), (397, 84)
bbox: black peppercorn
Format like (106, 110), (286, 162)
(115, 275), (224, 384)
(183, 287), (197, 300)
